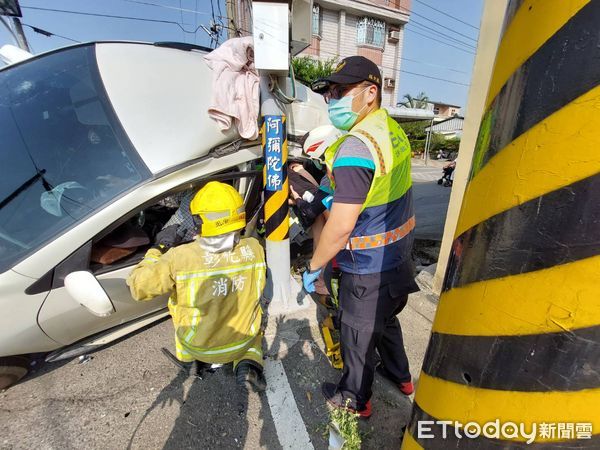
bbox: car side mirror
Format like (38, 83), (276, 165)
(64, 271), (115, 317)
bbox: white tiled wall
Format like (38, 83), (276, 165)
(340, 14), (359, 57)
(301, 5), (405, 107)
(320, 8), (339, 58)
(382, 26), (404, 106)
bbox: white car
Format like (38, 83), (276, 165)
(0, 41), (328, 388)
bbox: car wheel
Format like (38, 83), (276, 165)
(0, 356), (30, 390)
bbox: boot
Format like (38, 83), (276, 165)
(235, 360), (267, 392)
(376, 364), (414, 395)
(161, 348), (203, 378)
(321, 382), (372, 418)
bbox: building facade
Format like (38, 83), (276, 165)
(301, 0), (411, 107)
(425, 115), (464, 139)
(425, 101), (462, 119)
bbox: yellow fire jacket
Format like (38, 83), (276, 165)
(127, 237), (266, 365)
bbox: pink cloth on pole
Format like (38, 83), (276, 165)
(204, 36), (260, 140)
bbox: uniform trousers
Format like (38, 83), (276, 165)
(336, 263), (418, 410)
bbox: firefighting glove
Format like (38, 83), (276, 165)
(153, 224), (185, 253)
(302, 264), (322, 294)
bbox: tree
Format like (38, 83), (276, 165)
(398, 92), (429, 109)
(291, 56), (339, 86)
(428, 135), (461, 159)
(399, 121), (429, 155)
(400, 121), (428, 140)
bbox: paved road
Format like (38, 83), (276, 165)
(1, 165), (445, 449)
(411, 165), (452, 241)
(1, 284), (435, 450)
(411, 166), (441, 183)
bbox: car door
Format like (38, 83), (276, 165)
(37, 169), (262, 346)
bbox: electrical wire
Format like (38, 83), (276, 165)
(224, 17), (476, 61)
(20, 5), (206, 34)
(216, 0), (226, 41)
(194, 0), (198, 44)
(412, 0), (479, 31)
(120, 0), (212, 16)
(313, 47), (470, 87)
(209, 0), (216, 20)
(409, 18), (476, 50)
(401, 56), (468, 75)
(1, 16), (34, 53)
(397, 3), (478, 43)
(21, 6), (471, 87)
(404, 27), (476, 55)
(271, 76), (295, 104)
(288, 59), (297, 98)
(179, 0), (186, 43)
(216, 0), (224, 27)
(0, 16), (19, 46)
(270, 60), (298, 104)
(399, 70), (469, 87)
(209, 0), (216, 47)
(214, 22), (472, 88)
(22, 23), (81, 43)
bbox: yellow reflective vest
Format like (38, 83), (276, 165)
(127, 237), (266, 364)
(324, 108), (415, 274)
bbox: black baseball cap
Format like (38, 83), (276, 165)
(312, 56), (382, 93)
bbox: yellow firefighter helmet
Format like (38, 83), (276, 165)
(190, 182), (246, 237)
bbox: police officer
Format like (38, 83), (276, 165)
(303, 56), (419, 417)
(127, 182), (267, 391)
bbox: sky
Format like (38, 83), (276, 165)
(0, 0), (484, 109)
(397, 0), (484, 109)
(0, 0), (226, 51)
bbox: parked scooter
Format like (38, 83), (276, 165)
(438, 160), (456, 187)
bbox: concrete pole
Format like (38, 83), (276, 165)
(10, 17), (30, 52)
(423, 118), (433, 166)
(260, 75), (292, 312)
(403, 0), (600, 447)
(431, 0), (508, 294)
(225, 0), (237, 39)
(422, 128), (428, 164)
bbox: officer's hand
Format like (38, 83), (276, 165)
(154, 225), (184, 252)
(302, 266), (322, 293)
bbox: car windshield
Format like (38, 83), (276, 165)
(0, 45), (149, 273)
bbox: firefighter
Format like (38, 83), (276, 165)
(305, 56), (419, 417)
(127, 181), (267, 391)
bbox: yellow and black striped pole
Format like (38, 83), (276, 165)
(259, 74), (292, 310)
(262, 114), (290, 241)
(404, 0), (600, 447)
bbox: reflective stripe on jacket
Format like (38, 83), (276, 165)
(127, 237), (266, 364)
(325, 108), (415, 274)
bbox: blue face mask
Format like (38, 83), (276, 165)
(327, 87), (368, 131)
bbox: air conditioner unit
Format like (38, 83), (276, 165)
(388, 30), (400, 42)
(384, 78), (396, 89)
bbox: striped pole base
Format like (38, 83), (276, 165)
(404, 0), (600, 447)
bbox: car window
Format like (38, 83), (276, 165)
(0, 45), (149, 273)
(89, 170), (261, 275)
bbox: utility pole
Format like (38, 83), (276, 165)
(0, 0), (29, 52)
(10, 17), (29, 52)
(423, 118), (433, 166)
(225, 0), (238, 39)
(252, 0), (293, 313)
(403, 0), (600, 447)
